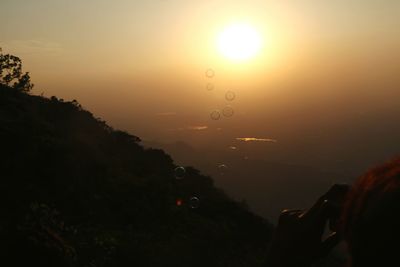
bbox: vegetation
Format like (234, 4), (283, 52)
(0, 50), (273, 266)
(0, 48), (34, 92)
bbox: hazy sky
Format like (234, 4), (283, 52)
(3, 1), (400, 222)
(1, 0), (399, 159)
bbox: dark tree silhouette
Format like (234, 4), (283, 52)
(0, 47), (34, 92)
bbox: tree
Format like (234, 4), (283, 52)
(0, 47), (34, 92)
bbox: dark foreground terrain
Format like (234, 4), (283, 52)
(0, 84), (273, 267)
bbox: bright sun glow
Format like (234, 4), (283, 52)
(217, 23), (262, 62)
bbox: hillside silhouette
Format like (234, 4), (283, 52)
(0, 84), (273, 266)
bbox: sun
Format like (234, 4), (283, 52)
(217, 23), (262, 62)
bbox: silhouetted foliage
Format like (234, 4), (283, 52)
(0, 84), (273, 267)
(0, 48), (34, 92)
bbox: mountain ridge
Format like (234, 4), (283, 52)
(0, 84), (273, 267)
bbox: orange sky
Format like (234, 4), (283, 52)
(1, 0), (399, 146)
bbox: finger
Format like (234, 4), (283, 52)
(301, 184), (348, 220)
(278, 209), (303, 224)
(325, 184), (350, 207)
(279, 209), (302, 219)
(301, 200), (334, 238)
(318, 232), (342, 258)
(300, 198), (330, 222)
(285, 209), (303, 216)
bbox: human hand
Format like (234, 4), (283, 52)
(265, 184), (349, 267)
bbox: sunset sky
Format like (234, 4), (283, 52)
(1, 0), (399, 169)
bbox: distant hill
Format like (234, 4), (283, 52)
(0, 84), (273, 267)
(144, 139), (347, 222)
